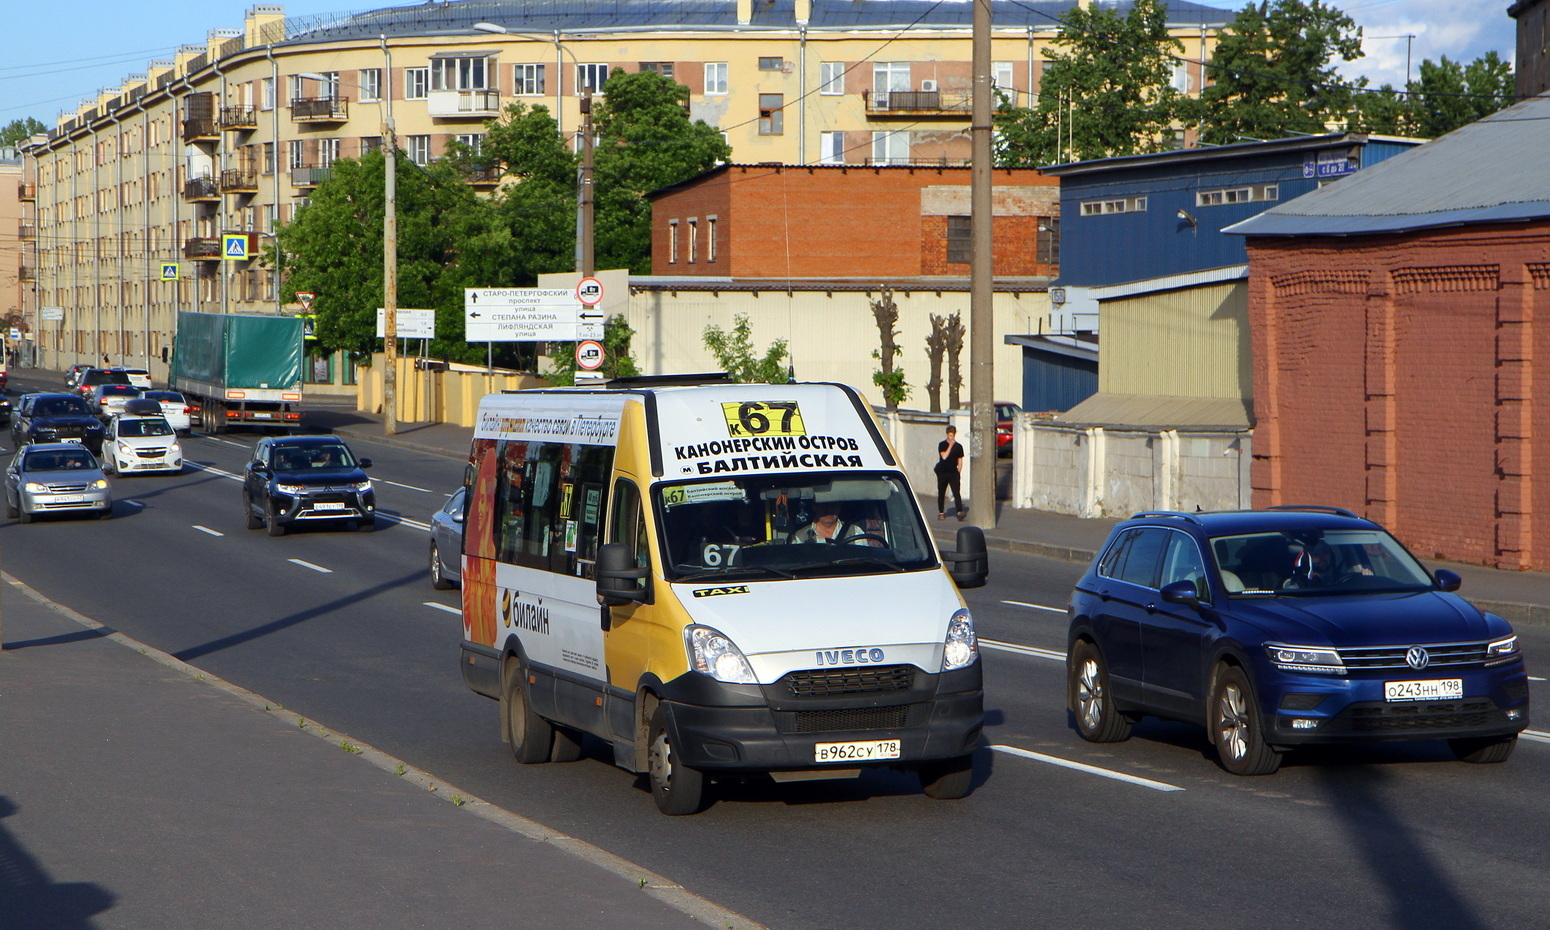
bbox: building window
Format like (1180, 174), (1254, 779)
(1196, 185), (1277, 206)
(668, 220), (678, 264)
(317, 71), (340, 98)
(407, 135), (431, 164)
(705, 62), (728, 95)
(706, 217), (717, 263)
(819, 62), (845, 95)
(515, 63), (546, 95)
(758, 57), (784, 71)
(287, 140), (305, 169)
(638, 61), (675, 79)
(318, 138), (340, 167)
(262, 142), (275, 175)
(688, 219), (698, 263)
(758, 94), (784, 135)
(577, 64), (610, 95)
(947, 215), (971, 264)
(361, 136), (381, 155)
(405, 68), (429, 100)
(1171, 61), (1190, 93)
(432, 56), (489, 91)
(360, 68), (382, 101)
(286, 75), (303, 105)
(873, 62), (910, 105)
(261, 77), (275, 111)
(993, 61), (1015, 93)
(1079, 196), (1147, 215)
(871, 130), (909, 165)
(819, 131), (845, 164)
(456, 133), (484, 154)
(1037, 216), (1060, 265)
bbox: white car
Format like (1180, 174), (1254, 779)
(114, 367), (153, 389)
(142, 390), (192, 433)
(103, 415), (183, 476)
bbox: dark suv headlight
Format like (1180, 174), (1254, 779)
(1265, 644), (1346, 675)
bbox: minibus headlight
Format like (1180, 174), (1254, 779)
(942, 608), (979, 671)
(685, 624), (757, 684)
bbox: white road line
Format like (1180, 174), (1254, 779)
(378, 513), (432, 532)
(185, 461), (244, 481)
(287, 558), (333, 574)
(1521, 729), (1550, 745)
(383, 479), (432, 493)
(991, 745), (1184, 792)
(192, 525), (224, 537)
(1002, 599), (1066, 614)
(1530, 676), (1546, 682)
(123, 500), (145, 508)
(424, 602), (462, 616)
(981, 638), (1065, 662)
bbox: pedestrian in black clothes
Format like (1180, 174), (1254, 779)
(934, 424), (965, 519)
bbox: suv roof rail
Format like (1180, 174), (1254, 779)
(1264, 504), (1361, 519)
(1128, 510), (1203, 525)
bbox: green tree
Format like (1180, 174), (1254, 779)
(1189, 0), (1364, 145)
(592, 70), (732, 272)
(274, 149), (513, 365)
(995, 0), (1183, 166)
(0, 117), (45, 148)
(703, 315), (792, 384)
(544, 315), (642, 386)
(1348, 82), (1412, 135)
(1410, 52), (1515, 138)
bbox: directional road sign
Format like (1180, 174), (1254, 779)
(465, 287), (588, 341)
(377, 308), (436, 340)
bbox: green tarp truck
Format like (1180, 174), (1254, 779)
(171, 311), (304, 433)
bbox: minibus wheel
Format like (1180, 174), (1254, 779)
(648, 705), (704, 815)
(918, 755), (974, 799)
(503, 665), (554, 764)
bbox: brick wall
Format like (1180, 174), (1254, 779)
(1247, 223), (1550, 569)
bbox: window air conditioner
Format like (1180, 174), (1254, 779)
(920, 80), (938, 92)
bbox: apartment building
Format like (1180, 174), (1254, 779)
(21, 0), (1228, 378)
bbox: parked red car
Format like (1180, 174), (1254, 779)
(995, 402), (1021, 457)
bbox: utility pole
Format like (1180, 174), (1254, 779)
(381, 35), (398, 435)
(967, 0), (996, 529)
(579, 85), (595, 276)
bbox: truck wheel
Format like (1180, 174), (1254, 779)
(503, 664), (554, 764)
(918, 754), (975, 800)
(648, 704), (705, 815)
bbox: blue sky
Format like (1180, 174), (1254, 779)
(0, 0), (1523, 129)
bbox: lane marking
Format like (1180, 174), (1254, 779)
(192, 525), (224, 537)
(123, 500), (145, 509)
(383, 479), (432, 493)
(287, 558), (333, 574)
(377, 513), (432, 532)
(991, 744), (1184, 792)
(424, 602), (462, 616)
(185, 461), (244, 481)
(1521, 729), (1550, 745)
(1002, 599), (1066, 614)
(981, 638), (1065, 662)
(1530, 676), (1546, 682)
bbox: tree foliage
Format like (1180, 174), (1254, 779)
(0, 118), (45, 148)
(703, 315), (792, 384)
(1409, 52), (1515, 138)
(995, 0), (1183, 166)
(1190, 0), (1364, 145)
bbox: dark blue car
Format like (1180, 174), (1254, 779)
(1067, 507), (1529, 775)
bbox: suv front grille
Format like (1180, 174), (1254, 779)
(782, 665), (916, 696)
(772, 703), (928, 734)
(1325, 699), (1503, 734)
(1336, 641), (1496, 671)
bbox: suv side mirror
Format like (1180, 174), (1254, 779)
(358, 458), (372, 469)
(596, 542), (651, 609)
(1435, 569), (1462, 592)
(942, 525), (988, 589)
(1160, 579), (1201, 608)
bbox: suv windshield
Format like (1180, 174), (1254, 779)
(1211, 528), (1435, 596)
(35, 397), (89, 416)
(273, 444), (355, 470)
(118, 418), (173, 437)
(656, 473), (936, 581)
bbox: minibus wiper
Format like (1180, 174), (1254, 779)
(674, 565), (798, 582)
(815, 555), (908, 573)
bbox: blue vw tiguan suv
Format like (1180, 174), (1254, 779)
(1067, 507), (1529, 775)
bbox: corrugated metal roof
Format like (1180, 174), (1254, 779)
(1225, 94), (1550, 238)
(1056, 393), (1252, 430)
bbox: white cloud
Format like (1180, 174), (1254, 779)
(1335, 0), (1517, 87)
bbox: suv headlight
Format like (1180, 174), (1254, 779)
(1487, 636), (1519, 663)
(685, 624), (756, 684)
(943, 607), (979, 671)
(354, 480), (373, 493)
(1266, 644), (1346, 675)
(275, 482), (305, 495)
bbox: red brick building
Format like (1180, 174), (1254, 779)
(646, 164), (1058, 279)
(1229, 96), (1550, 569)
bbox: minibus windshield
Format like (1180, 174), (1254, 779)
(656, 473), (937, 581)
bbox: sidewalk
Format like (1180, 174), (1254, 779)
(0, 576), (746, 929)
(310, 397), (1550, 627)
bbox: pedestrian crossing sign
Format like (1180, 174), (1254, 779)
(222, 234), (250, 261)
(160, 262), (180, 281)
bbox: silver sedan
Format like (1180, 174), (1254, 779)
(6, 443), (113, 522)
(429, 487), (465, 589)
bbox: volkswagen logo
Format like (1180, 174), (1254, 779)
(1405, 646), (1431, 670)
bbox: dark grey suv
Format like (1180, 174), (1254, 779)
(242, 435), (375, 536)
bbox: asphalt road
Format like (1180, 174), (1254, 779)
(6, 373), (1550, 929)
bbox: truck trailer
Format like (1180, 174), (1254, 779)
(171, 311), (305, 433)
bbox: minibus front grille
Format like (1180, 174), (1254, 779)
(781, 665), (916, 697)
(773, 703), (928, 734)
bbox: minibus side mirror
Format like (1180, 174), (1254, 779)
(942, 526), (988, 589)
(596, 542), (652, 609)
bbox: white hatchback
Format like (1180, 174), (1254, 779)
(114, 367), (153, 389)
(104, 415), (183, 476)
(141, 390), (192, 433)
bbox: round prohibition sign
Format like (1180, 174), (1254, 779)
(576, 339), (605, 371)
(576, 277), (605, 307)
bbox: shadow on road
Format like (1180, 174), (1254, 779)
(0, 796), (115, 928)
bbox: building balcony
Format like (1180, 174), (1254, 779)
(221, 106), (259, 131)
(220, 168), (259, 194)
(465, 165), (503, 188)
(18, 181), (35, 201)
(427, 89), (502, 118)
(290, 97), (348, 122)
(183, 176), (220, 201)
(183, 238), (222, 261)
(19, 223), (35, 241)
(19, 265), (35, 283)
(290, 165), (332, 188)
(862, 89), (971, 117)
(181, 117), (219, 143)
